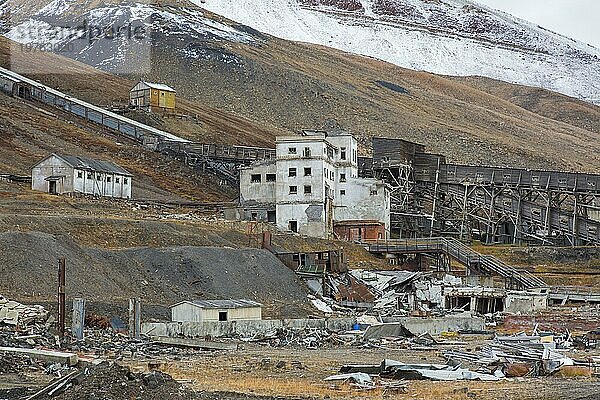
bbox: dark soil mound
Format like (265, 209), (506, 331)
(49, 362), (194, 400)
(0, 232), (311, 319)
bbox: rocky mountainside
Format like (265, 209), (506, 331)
(1, 0), (600, 171)
(198, 0), (600, 104)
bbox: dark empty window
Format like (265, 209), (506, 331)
(107, 176), (112, 183)
(218, 311), (228, 321)
(289, 220), (298, 233)
(288, 147), (297, 154)
(116, 177), (120, 184)
(304, 185), (312, 194)
(87, 173), (92, 179)
(304, 167), (312, 176)
(266, 174), (276, 182)
(340, 173), (346, 182)
(124, 178), (128, 185)
(340, 190), (346, 196)
(289, 186), (298, 194)
(77, 171), (83, 179)
(340, 147), (347, 160)
(289, 168), (297, 177)
(303, 147), (311, 157)
(251, 174), (262, 183)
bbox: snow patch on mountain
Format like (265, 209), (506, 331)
(196, 0), (600, 103)
(4, 1), (257, 73)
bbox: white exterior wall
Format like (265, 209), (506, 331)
(240, 163), (277, 205)
(239, 132), (390, 239)
(276, 137), (331, 236)
(335, 178), (391, 230)
(72, 170), (131, 199)
(171, 303), (262, 322)
(276, 203), (327, 237)
(31, 155), (74, 194)
(32, 155), (132, 199)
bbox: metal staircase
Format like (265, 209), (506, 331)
(363, 237), (546, 290)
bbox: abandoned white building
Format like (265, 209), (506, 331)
(31, 154), (132, 199)
(237, 130), (390, 239)
(170, 300), (263, 323)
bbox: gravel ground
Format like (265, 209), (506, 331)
(0, 231), (311, 319)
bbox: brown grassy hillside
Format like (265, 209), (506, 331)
(1, 0), (600, 172)
(0, 94), (235, 201)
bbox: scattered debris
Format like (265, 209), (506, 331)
(151, 336), (237, 351)
(0, 347), (78, 366)
(324, 372), (374, 389)
(48, 362), (196, 400)
(0, 295), (48, 327)
(334, 359), (501, 383)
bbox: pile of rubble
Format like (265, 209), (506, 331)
(314, 269), (486, 318)
(240, 326), (359, 349)
(50, 362), (197, 400)
(0, 351), (46, 374)
(443, 331), (596, 378)
(0, 295), (48, 327)
(65, 329), (208, 360)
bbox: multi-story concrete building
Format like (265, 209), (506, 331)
(239, 130), (390, 239)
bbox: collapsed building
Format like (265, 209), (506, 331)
(318, 269), (549, 316)
(235, 130), (390, 239)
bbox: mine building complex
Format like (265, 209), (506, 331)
(236, 130), (391, 239)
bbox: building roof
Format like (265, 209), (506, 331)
(136, 81), (176, 92)
(170, 299), (262, 309)
(46, 154), (133, 176)
(302, 129), (352, 137)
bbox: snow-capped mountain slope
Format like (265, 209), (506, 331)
(197, 0), (600, 104)
(2, 0), (259, 73)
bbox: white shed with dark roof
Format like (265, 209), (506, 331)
(170, 299), (263, 322)
(31, 154), (132, 199)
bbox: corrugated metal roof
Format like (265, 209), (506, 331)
(56, 154), (132, 176)
(141, 81), (176, 92)
(171, 299), (262, 309)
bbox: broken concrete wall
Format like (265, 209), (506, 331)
(505, 292), (548, 314)
(141, 318), (355, 338)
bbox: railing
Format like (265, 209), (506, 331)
(362, 237), (546, 289)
